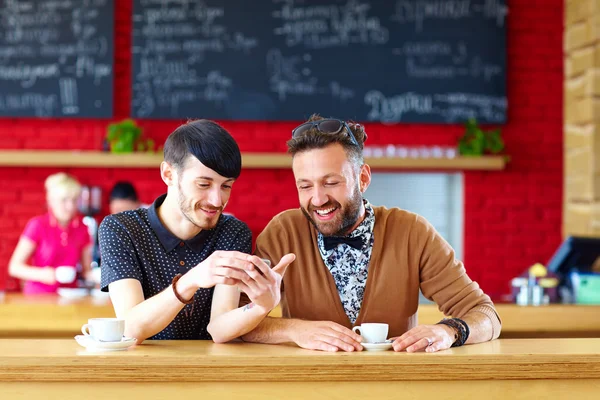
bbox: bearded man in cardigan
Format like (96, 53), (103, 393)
(240, 115), (501, 353)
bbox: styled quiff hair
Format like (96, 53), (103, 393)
(163, 119), (242, 179)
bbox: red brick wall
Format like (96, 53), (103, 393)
(0, 0), (563, 298)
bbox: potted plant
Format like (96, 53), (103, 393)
(106, 119), (142, 153)
(458, 118), (505, 156)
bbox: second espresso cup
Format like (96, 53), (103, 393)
(352, 323), (389, 343)
(55, 266), (77, 284)
(81, 318), (125, 342)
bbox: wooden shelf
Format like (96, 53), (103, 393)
(0, 150), (506, 170)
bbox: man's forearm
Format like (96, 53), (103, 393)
(462, 305), (501, 344)
(122, 283), (193, 343)
(110, 270), (203, 343)
(207, 303), (271, 343)
(240, 317), (301, 344)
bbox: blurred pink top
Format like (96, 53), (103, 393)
(20, 213), (91, 295)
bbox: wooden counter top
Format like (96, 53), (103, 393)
(1, 293), (599, 338)
(0, 293), (114, 338)
(1, 339), (599, 399)
(1, 338), (600, 381)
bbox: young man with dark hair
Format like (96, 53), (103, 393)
(100, 120), (294, 343)
(240, 115), (501, 353)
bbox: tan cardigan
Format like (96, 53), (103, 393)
(252, 206), (501, 339)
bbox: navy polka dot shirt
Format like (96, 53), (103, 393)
(99, 194), (252, 340)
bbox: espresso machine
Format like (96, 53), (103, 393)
(79, 185), (102, 270)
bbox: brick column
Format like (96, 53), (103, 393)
(564, 0), (600, 237)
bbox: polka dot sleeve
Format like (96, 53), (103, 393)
(99, 215), (143, 292)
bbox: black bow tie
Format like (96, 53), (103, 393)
(323, 235), (364, 251)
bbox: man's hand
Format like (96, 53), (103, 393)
(237, 254), (295, 312)
(187, 251), (257, 289)
(289, 320), (364, 352)
(391, 324), (457, 353)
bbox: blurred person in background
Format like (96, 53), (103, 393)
(109, 181), (144, 214)
(9, 172), (92, 295)
(87, 182), (150, 284)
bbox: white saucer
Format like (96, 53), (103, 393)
(75, 335), (137, 351)
(57, 288), (89, 299)
(90, 288), (110, 298)
(362, 340), (393, 352)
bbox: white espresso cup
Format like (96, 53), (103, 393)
(81, 318), (125, 342)
(55, 266), (77, 284)
(352, 323), (389, 343)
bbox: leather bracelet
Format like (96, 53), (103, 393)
(454, 318), (470, 344)
(437, 318), (459, 344)
(172, 273), (194, 305)
(436, 318), (469, 347)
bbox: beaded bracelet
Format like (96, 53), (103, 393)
(436, 317), (470, 347)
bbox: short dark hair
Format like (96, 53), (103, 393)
(286, 114), (367, 168)
(164, 119), (242, 179)
(110, 181), (139, 202)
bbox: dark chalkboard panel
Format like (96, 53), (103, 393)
(0, 0), (113, 118)
(132, 0), (507, 123)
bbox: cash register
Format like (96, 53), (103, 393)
(547, 236), (600, 304)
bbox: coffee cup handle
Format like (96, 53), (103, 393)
(81, 324), (92, 337)
(352, 326), (361, 336)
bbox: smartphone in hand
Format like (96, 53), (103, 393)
(260, 258), (271, 267)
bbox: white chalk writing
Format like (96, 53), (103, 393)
(365, 91), (434, 122)
(392, 0), (507, 32)
(273, 0), (389, 49)
(267, 49), (354, 102)
(365, 90), (506, 123)
(132, 1), (259, 116)
(0, 0), (112, 116)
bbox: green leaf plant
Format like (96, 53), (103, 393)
(458, 118), (505, 157)
(106, 119), (155, 154)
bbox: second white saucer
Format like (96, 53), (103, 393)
(362, 340), (393, 352)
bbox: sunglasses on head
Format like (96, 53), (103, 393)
(291, 118), (360, 147)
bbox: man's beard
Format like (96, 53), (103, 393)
(301, 188), (363, 237)
(177, 179), (222, 229)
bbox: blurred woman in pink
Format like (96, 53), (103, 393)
(9, 173), (92, 295)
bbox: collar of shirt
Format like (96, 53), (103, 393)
(317, 199), (375, 255)
(147, 194), (212, 253)
(48, 212), (81, 229)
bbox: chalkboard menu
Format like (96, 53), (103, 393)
(132, 0), (507, 123)
(0, 0), (113, 118)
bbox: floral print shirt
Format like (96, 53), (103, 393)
(317, 200), (375, 324)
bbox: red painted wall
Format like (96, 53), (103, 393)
(0, 1), (563, 299)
